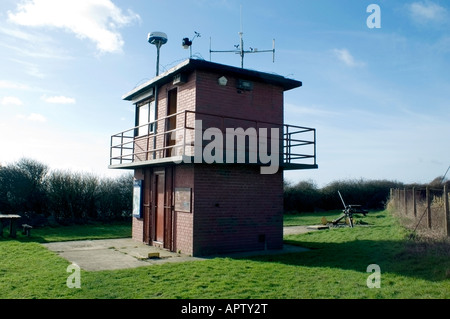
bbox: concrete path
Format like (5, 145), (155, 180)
(42, 226), (320, 271)
(43, 238), (203, 271)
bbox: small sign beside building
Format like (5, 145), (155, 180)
(175, 187), (192, 213)
(133, 180), (143, 218)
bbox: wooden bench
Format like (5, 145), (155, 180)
(22, 224), (33, 237)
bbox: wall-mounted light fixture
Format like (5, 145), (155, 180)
(236, 79), (253, 91)
(173, 73), (187, 86)
(218, 76), (228, 86)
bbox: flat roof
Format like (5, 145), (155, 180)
(123, 59), (302, 101)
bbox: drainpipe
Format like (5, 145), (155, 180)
(152, 85), (158, 159)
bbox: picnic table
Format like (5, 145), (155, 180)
(0, 214), (21, 238)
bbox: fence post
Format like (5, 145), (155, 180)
(444, 184), (449, 237)
(412, 187), (416, 218)
(426, 186), (432, 229)
(404, 188), (407, 215)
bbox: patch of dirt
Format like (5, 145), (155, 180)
(283, 225), (325, 235)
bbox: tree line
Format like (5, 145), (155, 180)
(1, 157), (447, 225)
(283, 177), (449, 214)
(0, 158), (133, 225)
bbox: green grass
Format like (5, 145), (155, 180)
(0, 211), (448, 299)
(283, 210), (344, 226)
(31, 221), (131, 242)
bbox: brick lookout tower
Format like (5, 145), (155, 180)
(109, 58), (317, 256)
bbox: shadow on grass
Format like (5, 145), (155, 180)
(0, 231), (48, 243)
(0, 222), (131, 244)
(240, 238), (450, 282)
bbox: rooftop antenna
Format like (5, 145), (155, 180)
(182, 31), (201, 58)
(147, 31), (168, 76)
(209, 6), (275, 68)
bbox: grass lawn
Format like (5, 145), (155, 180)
(284, 210), (343, 226)
(0, 211), (448, 299)
(31, 221), (132, 242)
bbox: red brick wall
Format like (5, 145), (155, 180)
(173, 164), (195, 255)
(132, 69), (285, 162)
(161, 73), (196, 152)
(132, 217), (144, 242)
(193, 69), (284, 168)
(133, 163), (283, 256)
(192, 164), (283, 256)
(132, 169), (144, 242)
(195, 70), (284, 125)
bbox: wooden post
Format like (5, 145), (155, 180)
(390, 188), (393, 208)
(426, 186), (432, 229)
(444, 184), (449, 237)
(404, 188), (407, 215)
(9, 219), (17, 238)
(412, 187), (417, 218)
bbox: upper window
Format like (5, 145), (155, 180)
(136, 99), (156, 136)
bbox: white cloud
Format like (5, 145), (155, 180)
(333, 49), (365, 67)
(7, 58), (46, 78)
(17, 113), (47, 122)
(408, 1), (447, 23)
(285, 103), (339, 118)
(1, 96), (23, 106)
(1, 40), (71, 61)
(28, 113), (47, 122)
(41, 95), (76, 104)
(0, 27), (73, 60)
(7, 0), (140, 53)
(0, 80), (30, 90)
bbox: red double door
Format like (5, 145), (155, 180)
(142, 167), (173, 250)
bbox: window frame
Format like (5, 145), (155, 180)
(135, 98), (156, 137)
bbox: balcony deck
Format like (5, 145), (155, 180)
(109, 110), (317, 171)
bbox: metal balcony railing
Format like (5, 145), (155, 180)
(110, 110), (317, 169)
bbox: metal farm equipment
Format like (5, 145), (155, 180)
(322, 191), (368, 228)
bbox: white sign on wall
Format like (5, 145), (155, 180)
(133, 180), (142, 218)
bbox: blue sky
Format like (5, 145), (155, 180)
(0, 0), (449, 187)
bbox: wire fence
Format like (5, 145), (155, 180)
(388, 186), (450, 237)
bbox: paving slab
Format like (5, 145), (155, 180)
(42, 238), (202, 271)
(42, 237), (310, 272)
